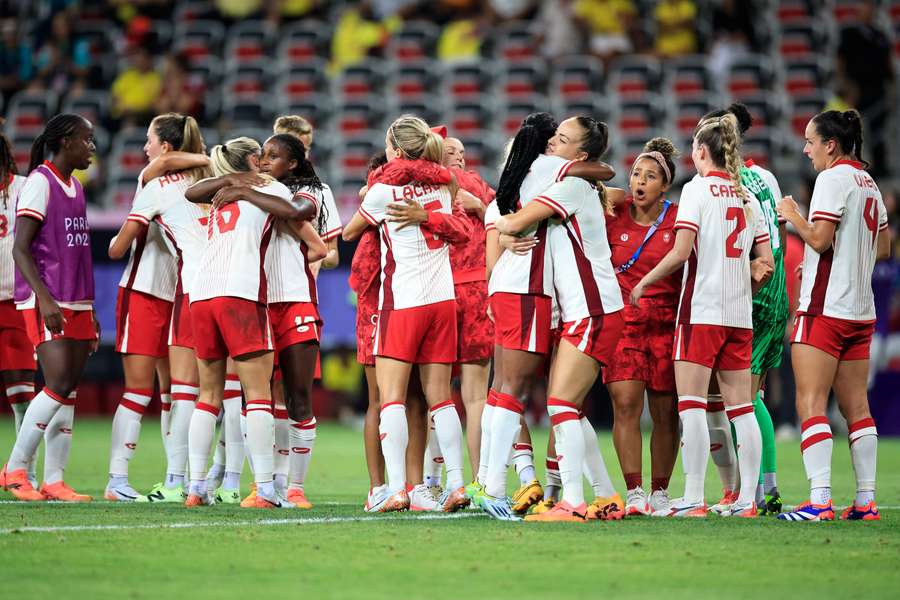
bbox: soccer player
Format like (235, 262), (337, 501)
(107, 113), (218, 503)
(274, 115), (314, 155)
(631, 114), (773, 517)
(494, 117), (625, 522)
(0, 121), (37, 485)
(0, 114), (97, 502)
(105, 113), (210, 501)
(603, 138), (681, 516)
(343, 115), (471, 513)
(184, 136), (320, 508)
(777, 110), (890, 522)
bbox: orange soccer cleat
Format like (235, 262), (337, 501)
(524, 500), (588, 522)
(585, 493), (626, 521)
(184, 493), (209, 507)
(0, 465), (45, 501)
(40, 481), (92, 502)
(287, 488), (313, 509)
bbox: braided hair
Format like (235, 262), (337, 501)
(694, 113), (752, 218)
(495, 112), (558, 215)
(268, 133), (329, 235)
(811, 109), (868, 169)
(28, 113), (88, 173)
(0, 118), (16, 209)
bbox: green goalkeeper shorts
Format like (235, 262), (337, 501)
(751, 312), (789, 375)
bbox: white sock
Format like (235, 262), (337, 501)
(548, 398), (584, 507)
(580, 415), (616, 498)
(289, 417), (316, 490)
(246, 399), (275, 484)
(109, 388), (152, 477)
(379, 402), (408, 494)
(43, 392), (76, 484)
(477, 390), (496, 485)
(706, 395), (738, 492)
(188, 402), (218, 488)
(167, 380), (198, 481)
(431, 400), (465, 491)
(423, 420), (443, 487)
(240, 409), (255, 475)
(800, 416), (833, 505)
(222, 397), (244, 476)
(848, 417), (877, 506)
(211, 425), (226, 474)
(544, 456), (561, 500)
(728, 404), (762, 507)
(512, 442), (536, 485)
(273, 405), (289, 480)
(7, 388), (64, 472)
(5, 380), (35, 433)
(485, 391), (523, 498)
(159, 390), (171, 451)
(679, 395), (709, 505)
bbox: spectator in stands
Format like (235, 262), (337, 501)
(487, 0), (539, 23)
(110, 45), (161, 125)
(533, 0), (587, 59)
(836, 0), (895, 178)
(31, 10), (91, 95)
(653, 0), (698, 58)
(275, 0), (328, 22)
(329, 2), (399, 75)
(0, 18), (32, 104)
(572, 0), (637, 63)
(214, 0), (265, 23)
(707, 0), (757, 80)
(154, 52), (203, 118)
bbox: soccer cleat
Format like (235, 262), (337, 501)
(104, 482), (144, 502)
(649, 489), (670, 513)
(777, 500), (834, 521)
(145, 482), (186, 503)
(524, 500), (588, 522)
(40, 481), (92, 502)
(252, 491), (295, 509)
(206, 465), (224, 495)
(409, 483), (441, 511)
(840, 501), (880, 521)
(652, 497), (707, 517)
(625, 487), (651, 517)
(240, 488), (258, 508)
(464, 480), (483, 500)
(510, 479), (544, 514)
(0, 466), (45, 501)
(481, 494), (522, 521)
(530, 498), (556, 514)
(364, 485), (390, 512)
(427, 485), (443, 502)
(585, 493), (625, 521)
(379, 489), (410, 513)
(287, 488), (313, 509)
(215, 488), (241, 505)
(439, 486), (470, 512)
(709, 489), (738, 515)
(724, 501), (758, 518)
(185, 493), (209, 507)
(758, 492), (783, 516)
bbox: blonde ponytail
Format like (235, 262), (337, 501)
(387, 115), (444, 164)
(210, 136), (268, 178)
(694, 114), (752, 219)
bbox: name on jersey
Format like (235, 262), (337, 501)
(391, 183), (441, 202)
(854, 173), (877, 191)
(709, 184), (740, 198)
(159, 172), (187, 187)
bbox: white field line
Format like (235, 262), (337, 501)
(0, 511), (487, 534)
(0, 500), (357, 506)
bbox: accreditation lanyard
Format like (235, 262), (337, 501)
(616, 200), (671, 274)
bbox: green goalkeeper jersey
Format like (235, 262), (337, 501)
(740, 166), (789, 324)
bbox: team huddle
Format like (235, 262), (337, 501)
(0, 101), (890, 522)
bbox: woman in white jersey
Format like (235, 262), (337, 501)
(105, 113), (210, 501)
(494, 117), (625, 522)
(630, 114), (773, 518)
(0, 123), (37, 479)
(776, 110), (890, 522)
(184, 137), (318, 509)
(343, 115), (471, 513)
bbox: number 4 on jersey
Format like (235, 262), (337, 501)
(863, 196), (879, 246)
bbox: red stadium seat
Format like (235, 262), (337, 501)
(790, 94), (828, 138)
(493, 21), (537, 62)
(608, 56), (662, 99)
(386, 21), (439, 63)
(776, 2), (813, 24)
(278, 21), (332, 62)
(550, 56), (604, 100)
(174, 20), (225, 64)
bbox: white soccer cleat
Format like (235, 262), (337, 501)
(409, 483), (441, 511)
(651, 497), (707, 518)
(625, 486), (651, 516)
(364, 484), (390, 513)
(649, 489), (670, 514)
(708, 489), (738, 515)
(104, 481), (145, 503)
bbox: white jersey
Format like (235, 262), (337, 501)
(534, 177), (624, 321)
(127, 171), (209, 296)
(674, 171), (769, 329)
(0, 174), (26, 301)
(797, 160), (888, 321)
(359, 181), (455, 310)
(486, 155), (578, 297)
(267, 184), (341, 304)
(190, 180), (290, 304)
(118, 169), (178, 301)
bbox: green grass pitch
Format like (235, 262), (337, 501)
(1, 418), (898, 599)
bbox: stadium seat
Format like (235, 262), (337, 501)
(453, 134), (500, 175)
(608, 56), (663, 99)
(832, 1), (863, 24)
(332, 134), (383, 180)
(6, 90), (59, 136)
(102, 174), (142, 210)
(174, 20), (226, 63)
(10, 133), (33, 173)
(550, 96), (612, 125)
(277, 94), (333, 131)
(779, 23), (826, 60)
(337, 97), (388, 137)
(386, 21), (440, 62)
(276, 58), (329, 100)
(445, 102), (496, 136)
(783, 58), (830, 98)
(221, 97), (274, 125)
(737, 94), (782, 129)
(173, 0), (214, 22)
(334, 59), (388, 100)
(672, 98), (718, 137)
(393, 95), (447, 127)
(228, 126), (273, 145)
(278, 20), (332, 63)
(499, 95), (551, 136)
(492, 21), (538, 62)
(62, 90), (109, 128)
(549, 56), (604, 100)
(225, 20), (276, 64)
(741, 127), (777, 168)
(444, 62), (498, 102)
(776, 2), (813, 24)
(391, 61), (442, 101)
(790, 93), (828, 139)
(666, 55), (713, 99)
(727, 55), (775, 99)
(498, 61), (548, 98)
(615, 96), (666, 139)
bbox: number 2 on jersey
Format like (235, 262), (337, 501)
(0, 215), (7, 238)
(863, 196), (879, 246)
(725, 206), (746, 258)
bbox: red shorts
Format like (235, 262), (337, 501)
(0, 300), (36, 371)
(491, 292), (552, 355)
(168, 293), (195, 349)
(376, 300), (457, 364)
(603, 301), (677, 392)
(560, 311), (625, 367)
(455, 281), (493, 363)
(791, 313), (875, 361)
(115, 287), (173, 358)
(21, 304), (97, 349)
(190, 297), (273, 361)
(356, 290), (379, 367)
(268, 301), (321, 353)
(673, 322), (752, 370)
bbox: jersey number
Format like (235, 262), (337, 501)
(423, 200), (443, 250)
(863, 196), (879, 246)
(725, 207), (746, 258)
(0, 215), (6, 238)
(210, 204), (240, 238)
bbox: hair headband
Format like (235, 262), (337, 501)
(634, 151), (671, 183)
